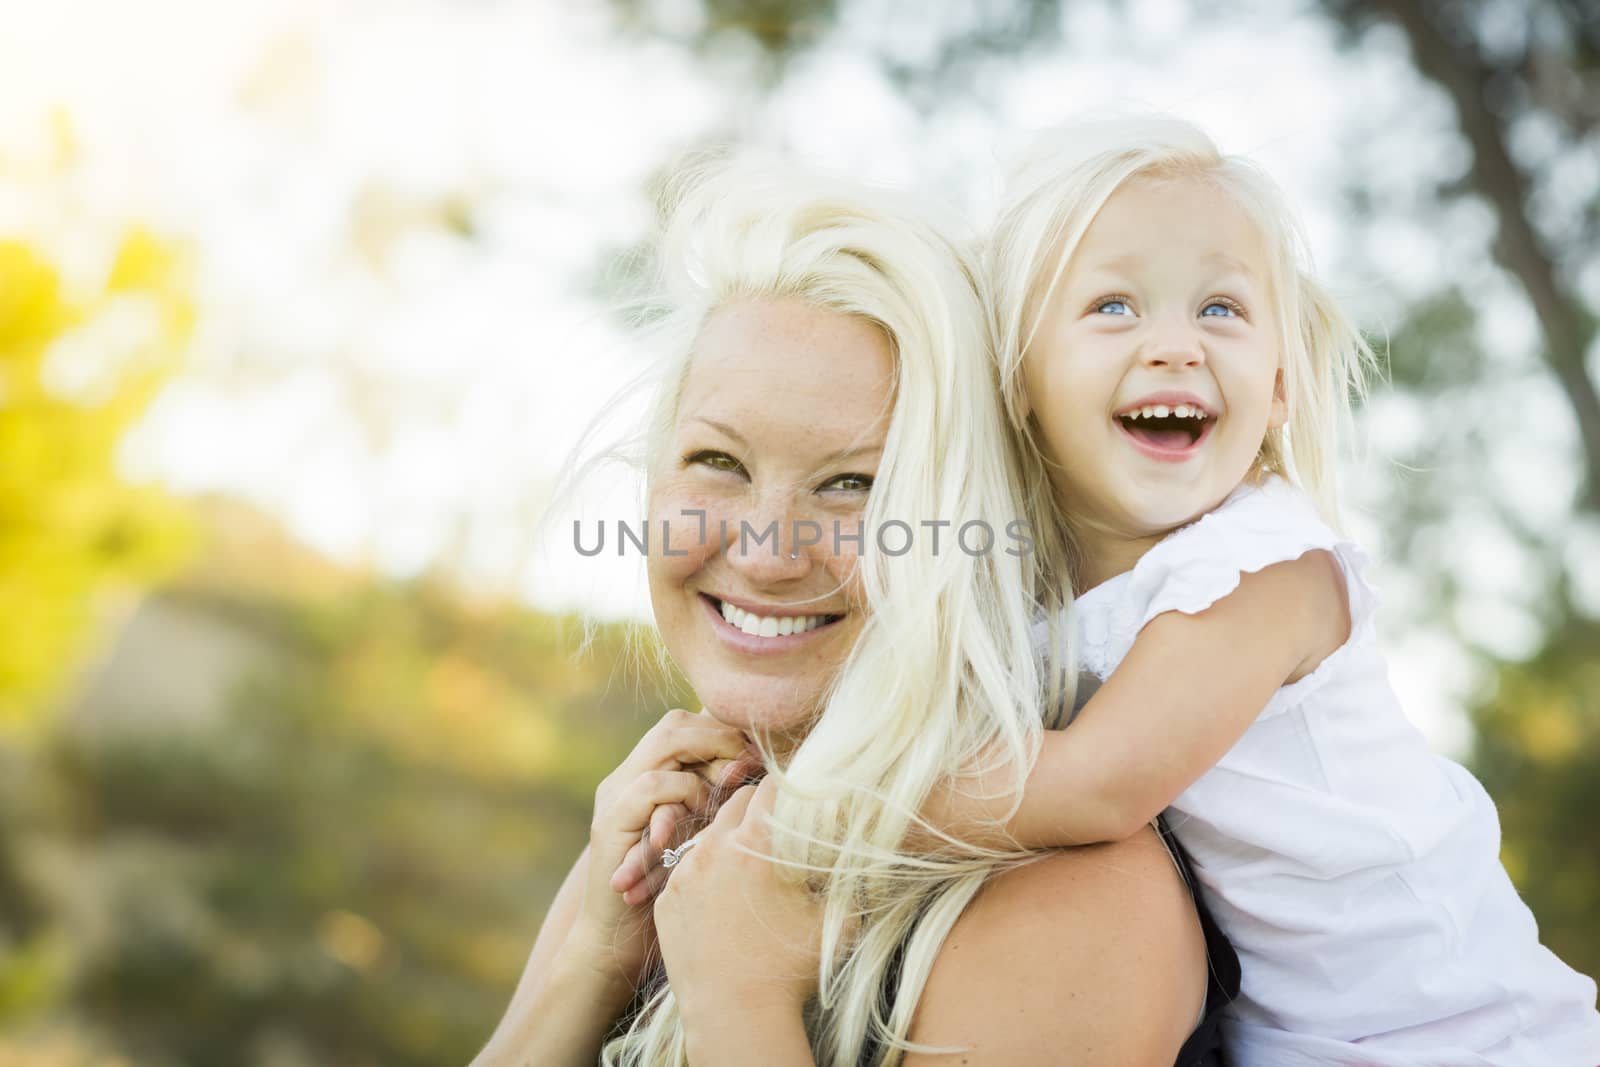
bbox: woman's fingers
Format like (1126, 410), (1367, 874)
(594, 770), (712, 858)
(609, 762), (761, 897)
(650, 802), (687, 850)
(607, 800), (688, 895)
(702, 757), (738, 787)
(609, 837), (656, 894)
(717, 748), (765, 788)
(615, 709), (750, 780)
(709, 782), (759, 830)
(747, 774), (780, 815)
(622, 864), (670, 907)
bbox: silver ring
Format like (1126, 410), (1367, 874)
(660, 837), (699, 869)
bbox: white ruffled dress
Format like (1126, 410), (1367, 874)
(1069, 476), (1600, 1066)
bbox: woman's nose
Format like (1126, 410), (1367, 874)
(722, 498), (817, 582)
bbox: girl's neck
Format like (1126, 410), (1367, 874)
(1070, 474), (1273, 594)
(1075, 532), (1168, 595)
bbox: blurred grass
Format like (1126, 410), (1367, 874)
(1, 501), (682, 1066)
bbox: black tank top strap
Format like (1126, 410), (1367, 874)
(1161, 815), (1240, 1067)
(861, 823), (1239, 1065)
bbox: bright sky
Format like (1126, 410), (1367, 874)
(4, 0), (1570, 755)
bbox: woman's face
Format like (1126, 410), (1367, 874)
(647, 297), (895, 743)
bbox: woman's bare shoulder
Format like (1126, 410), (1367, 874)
(903, 826), (1208, 1067)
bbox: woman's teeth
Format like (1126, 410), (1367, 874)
(719, 600), (833, 637)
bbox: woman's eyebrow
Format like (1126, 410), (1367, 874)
(694, 415), (882, 461)
(690, 416), (748, 445)
(822, 442), (884, 464)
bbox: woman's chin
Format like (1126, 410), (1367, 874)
(696, 683), (819, 746)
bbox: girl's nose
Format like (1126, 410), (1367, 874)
(1140, 318), (1206, 369)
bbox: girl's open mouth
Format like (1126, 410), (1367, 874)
(1115, 408), (1216, 460)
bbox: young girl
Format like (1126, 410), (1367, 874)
(972, 117), (1600, 1066)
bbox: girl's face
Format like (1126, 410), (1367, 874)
(647, 297), (894, 742)
(1023, 174), (1286, 587)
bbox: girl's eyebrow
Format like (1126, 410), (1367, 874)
(1082, 252), (1145, 274)
(1202, 252), (1261, 279)
(1078, 251), (1261, 280)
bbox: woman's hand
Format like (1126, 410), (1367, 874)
(569, 707), (753, 987)
(608, 751), (763, 907)
(653, 778), (825, 1049)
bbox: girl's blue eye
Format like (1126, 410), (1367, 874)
(1201, 300), (1239, 318)
(1095, 298), (1132, 316)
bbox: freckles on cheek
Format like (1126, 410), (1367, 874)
(826, 551), (868, 611)
(651, 480), (717, 546)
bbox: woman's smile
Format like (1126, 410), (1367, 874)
(699, 593), (847, 655)
(646, 295), (893, 734)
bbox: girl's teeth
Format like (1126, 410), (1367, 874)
(1124, 403), (1208, 420)
(718, 600), (830, 638)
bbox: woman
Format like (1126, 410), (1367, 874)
(472, 159), (1235, 1066)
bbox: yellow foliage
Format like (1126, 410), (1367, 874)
(1516, 699), (1582, 765)
(0, 233), (194, 736)
(0, 930), (66, 1018)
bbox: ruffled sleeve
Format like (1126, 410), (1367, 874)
(1096, 477), (1381, 719)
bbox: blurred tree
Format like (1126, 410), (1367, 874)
(1312, 0), (1600, 982)
(0, 512), (686, 1065)
(1325, 0), (1599, 499)
(1470, 611), (1600, 983)
(0, 229), (195, 738)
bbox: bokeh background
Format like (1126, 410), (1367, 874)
(1, 1), (1596, 1064)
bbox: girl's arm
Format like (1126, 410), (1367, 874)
(1011, 549), (1350, 846)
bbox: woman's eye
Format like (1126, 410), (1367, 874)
(1093, 297), (1132, 316)
(1201, 299), (1242, 318)
(685, 449), (744, 474)
(822, 473), (873, 493)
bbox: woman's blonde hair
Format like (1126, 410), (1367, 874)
(600, 156), (1059, 1066)
(987, 116), (1377, 590)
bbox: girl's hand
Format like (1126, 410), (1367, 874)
(571, 707), (752, 986)
(913, 761), (1020, 853)
(652, 778), (825, 1029)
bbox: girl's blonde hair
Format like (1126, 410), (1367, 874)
(601, 156), (1057, 1066)
(987, 116), (1377, 590)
